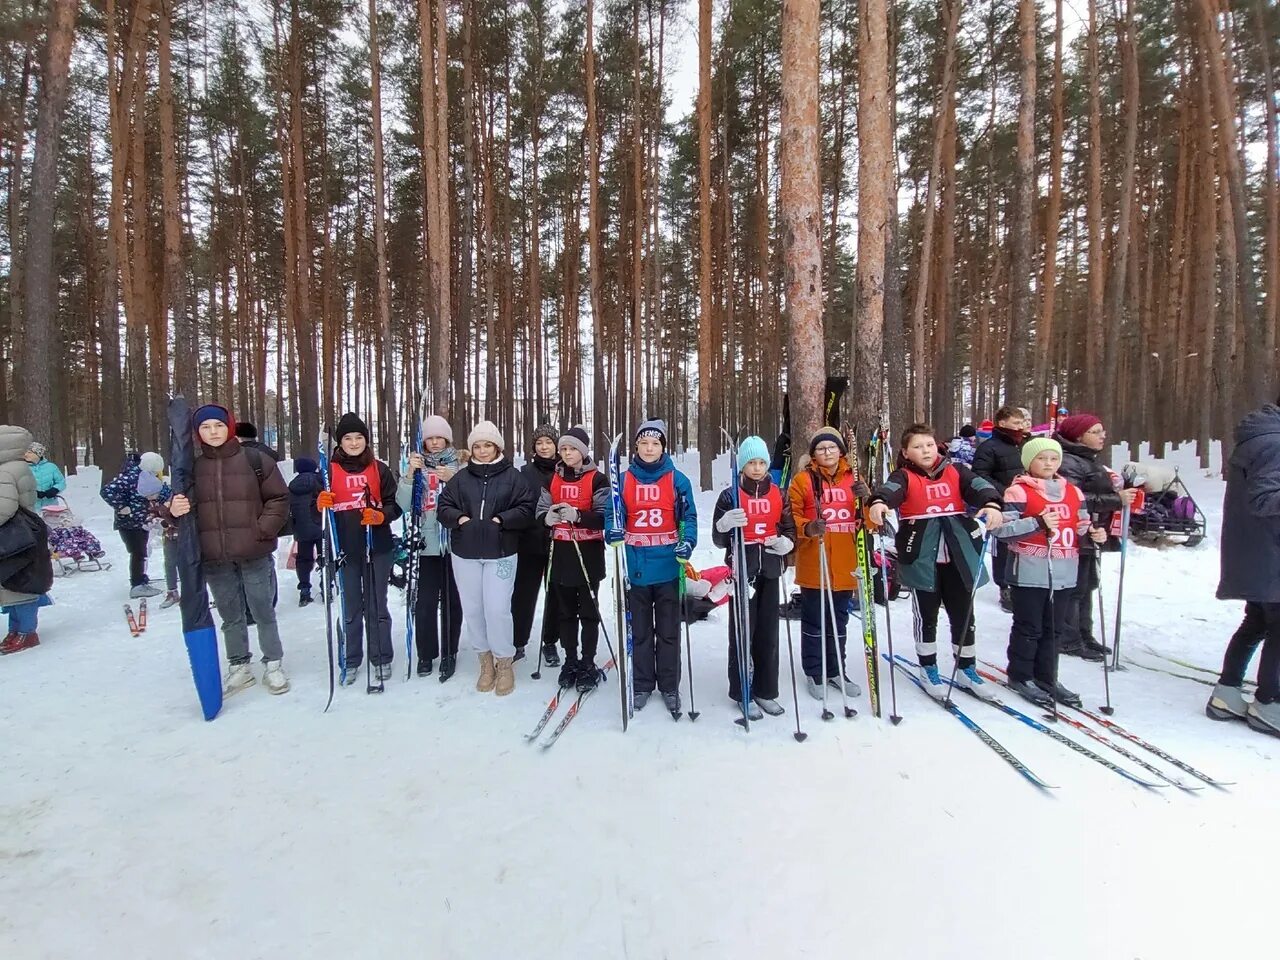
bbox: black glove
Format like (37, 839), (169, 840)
(37, 488), (58, 500)
(805, 518), (827, 538)
(853, 480), (871, 500)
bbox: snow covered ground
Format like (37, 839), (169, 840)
(3, 442), (1277, 960)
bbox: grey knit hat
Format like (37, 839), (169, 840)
(557, 426), (590, 460)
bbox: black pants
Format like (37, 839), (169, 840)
(799, 586), (852, 681)
(991, 541), (1010, 588)
(912, 562), (977, 668)
(1061, 553), (1100, 650)
(727, 575), (780, 701)
(630, 580), (681, 694)
(414, 554), (463, 661)
(1007, 585), (1073, 685)
(339, 551), (395, 667)
(553, 582), (602, 664)
(295, 538), (321, 591)
(512, 550), (558, 650)
(119, 528), (149, 587)
(1219, 601), (1280, 704)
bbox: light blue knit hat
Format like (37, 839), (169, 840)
(738, 435), (770, 467)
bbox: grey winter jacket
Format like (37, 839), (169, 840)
(1218, 404), (1280, 603)
(395, 466), (454, 557)
(994, 475), (1093, 590)
(0, 425), (40, 607)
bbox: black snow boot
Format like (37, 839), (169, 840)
(558, 658), (580, 688)
(513, 646), (527, 663)
(576, 662), (602, 693)
(999, 587), (1014, 613)
(1009, 677), (1054, 708)
(1042, 680), (1083, 708)
(299, 587), (313, 607)
(438, 655), (456, 683)
(417, 658), (433, 677)
(542, 643), (561, 667)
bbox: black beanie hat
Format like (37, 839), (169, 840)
(335, 412), (370, 443)
(235, 422), (259, 440)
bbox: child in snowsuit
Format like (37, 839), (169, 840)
(993, 437), (1107, 709)
(397, 413), (464, 681)
(438, 420), (537, 697)
(712, 435), (795, 719)
(788, 427), (867, 701)
(288, 457), (324, 606)
(513, 423), (560, 664)
(867, 424), (1005, 700)
(102, 451), (167, 598)
(23, 441), (66, 509)
(167, 404), (291, 694)
(137, 469), (178, 608)
(316, 412), (403, 683)
(536, 426), (611, 692)
(606, 419), (697, 714)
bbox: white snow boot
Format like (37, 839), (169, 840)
(805, 676), (824, 700)
(1246, 699), (1280, 737)
(753, 697), (785, 717)
(263, 660), (290, 695)
(1206, 683), (1249, 722)
(733, 697), (764, 721)
(917, 663), (950, 701)
(223, 662), (256, 696)
(130, 582), (162, 599)
(953, 666), (996, 702)
(830, 676), (862, 698)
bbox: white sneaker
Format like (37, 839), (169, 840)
(953, 665), (996, 701)
(753, 697), (786, 717)
(223, 662), (256, 696)
(130, 583), (162, 599)
(805, 676), (824, 700)
(830, 676), (862, 698)
(263, 660), (290, 695)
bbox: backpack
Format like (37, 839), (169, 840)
(243, 446), (293, 538)
(872, 548), (902, 605)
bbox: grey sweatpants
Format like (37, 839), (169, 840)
(205, 555), (283, 664)
(452, 555), (518, 658)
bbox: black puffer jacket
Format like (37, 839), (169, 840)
(1218, 404), (1280, 603)
(711, 476), (796, 580)
(1054, 435), (1123, 555)
(288, 457), (324, 542)
(971, 428), (1026, 496)
(518, 455), (557, 555)
(438, 457), (537, 560)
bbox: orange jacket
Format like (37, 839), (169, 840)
(788, 458), (860, 591)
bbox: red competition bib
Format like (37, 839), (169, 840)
(899, 465), (965, 520)
(330, 461), (382, 512)
(1011, 480), (1084, 559)
(423, 472), (441, 511)
(742, 485), (784, 544)
(623, 471), (678, 546)
(810, 471), (859, 534)
(550, 470), (604, 542)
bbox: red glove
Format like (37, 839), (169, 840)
(361, 508), (384, 527)
(317, 491), (336, 510)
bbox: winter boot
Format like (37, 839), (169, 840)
(753, 697), (785, 717)
(438, 655), (456, 683)
(0, 632), (39, 655)
(1206, 682), (1249, 722)
(130, 582), (162, 599)
(476, 652), (496, 693)
(160, 590), (181, 610)
(298, 587), (313, 608)
(542, 643), (561, 667)
(1041, 680), (1082, 708)
(417, 658), (434, 677)
(1246, 699), (1280, 737)
(805, 675), (825, 700)
(494, 656), (516, 697)
(831, 675), (862, 698)
(376, 662), (394, 682)
(662, 690), (682, 715)
(953, 665), (996, 702)
(998, 587), (1014, 613)
(1061, 641), (1105, 663)
(632, 690), (652, 711)
(917, 663), (950, 701)
(1081, 635), (1111, 657)
(513, 646), (527, 663)
(223, 662), (256, 696)
(558, 658), (581, 688)
(733, 697), (765, 721)
(341, 663), (362, 685)
(1009, 677), (1054, 708)
(576, 662), (601, 693)
(263, 660), (290, 695)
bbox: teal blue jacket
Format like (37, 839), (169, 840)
(28, 458), (66, 509)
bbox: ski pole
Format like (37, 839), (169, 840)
(364, 508), (384, 695)
(780, 567), (808, 742)
(532, 548), (554, 680)
(1044, 527), (1060, 723)
(876, 527), (902, 725)
(678, 519), (699, 721)
(1110, 502), (1132, 672)
(943, 519), (991, 709)
(816, 533), (833, 722)
(1094, 545), (1115, 716)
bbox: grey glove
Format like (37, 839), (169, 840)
(716, 508), (748, 533)
(559, 505), (581, 524)
(765, 535), (794, 556)
(543, 505), (563, 527)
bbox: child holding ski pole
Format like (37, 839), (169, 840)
(990, 437), (1107, 708)
(513, 424), (561, 666)
(535, 426), (611, 691)
(604, 419), (697, 716)
(866, 423), (1005, 700)
(713, 435), (795, 719)
(397, 414), (464, 680)
(787, 427), (867, 705)
(316, 413), (402, 684)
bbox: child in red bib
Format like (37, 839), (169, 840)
(993, 437), (1107, 709)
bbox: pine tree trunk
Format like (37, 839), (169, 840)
(1003, 0), (1036, 404)
(1035, 0), (1065, 404)
(159, 0), (195, 401)
(368, 0), (397, 458)
(696, 0), (714, 484)
(1084, 0), (1104, 413)
(15, 0), (78, 452)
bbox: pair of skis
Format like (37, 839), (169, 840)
(606, 433), (635, 731)
(124, 598), (148, 637)
(525, 657), (617, 748)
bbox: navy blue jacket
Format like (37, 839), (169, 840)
(289, 458), (324, 542)
(1218, 404), (1280, 603)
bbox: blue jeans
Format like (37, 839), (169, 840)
(5, 598), (44, 633)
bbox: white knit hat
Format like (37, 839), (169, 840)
(422, 414), (453, 444)
(467, 420), (505, 452)
(139, 451), (165, 476)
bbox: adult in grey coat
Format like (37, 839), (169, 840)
(1209, 399), (1280, 736)
(1, 425), (47, 654)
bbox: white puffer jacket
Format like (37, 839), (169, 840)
(0, 425), (40, 607)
